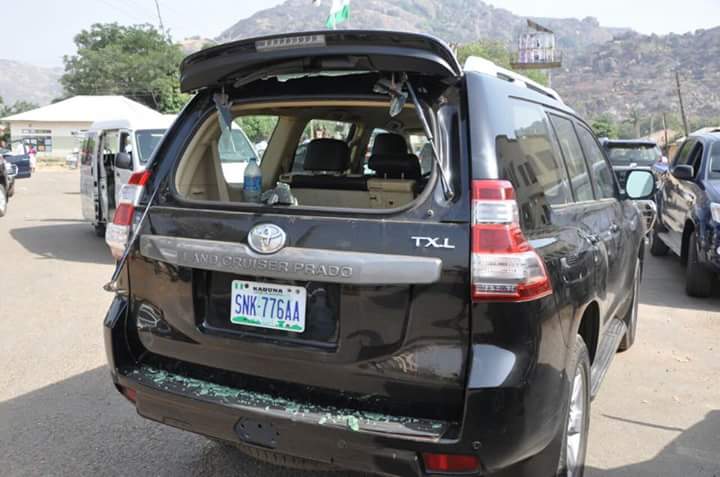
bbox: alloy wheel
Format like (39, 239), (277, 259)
(0, 186), (7, 215)
(565, 363), (587, 476)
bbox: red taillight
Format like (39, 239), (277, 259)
(422, 453), (480, 473)
(106, 170), (151, 260)
(128, 170), (152, 186)
(119, 385), (137, 404)
(471, 180), (552, 302)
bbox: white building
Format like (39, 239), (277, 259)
(2, 96), (163, 159)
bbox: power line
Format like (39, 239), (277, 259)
(153, 0), (166, 37)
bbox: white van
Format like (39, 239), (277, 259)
(80, 115), (175, 236)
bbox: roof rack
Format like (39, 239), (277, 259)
(463, 56), (563, 103)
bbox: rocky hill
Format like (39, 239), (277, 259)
(218, 0), (628, 51)
(218, 0), (720, 124)
(0, 60), (63, 106)
(554, 27), (720, 122)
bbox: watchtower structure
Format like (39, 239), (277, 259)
(511, 20), (562, 70)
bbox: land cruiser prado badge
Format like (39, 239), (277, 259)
(248, 224), (287, 254)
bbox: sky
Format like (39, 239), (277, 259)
(2, 0), (719, 67)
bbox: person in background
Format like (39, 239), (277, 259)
(28, 144), (37, 172)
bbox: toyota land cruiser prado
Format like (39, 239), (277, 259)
(103, 31), (656, 477)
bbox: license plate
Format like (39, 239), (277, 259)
(230, 280), (306, 333)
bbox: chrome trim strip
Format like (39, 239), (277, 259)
(140, 235), (442, 285)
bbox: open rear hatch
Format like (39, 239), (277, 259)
(180, 30), (462, 92)
(127, 31), (470, 424)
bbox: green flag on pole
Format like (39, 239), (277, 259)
(326, 0), (350, 29)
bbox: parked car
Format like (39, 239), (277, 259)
(102, 31), (655, 477)
(216, 124), (260, 183)
(1, 143), (32, 179)
(80, 116), (174, 237)
(600, 139), (664, 188)
(651, 131), (720, 297)
(0, 153), (17, 216)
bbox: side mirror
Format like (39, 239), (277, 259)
(625, 169), (656, 200)
(672, 164), (694, 181)
(115, 152), (133, 170)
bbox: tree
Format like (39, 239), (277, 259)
(235, 116), (279, 144)
(0, 97), (38, 143)
(622, 108), (642, 138)
(591, 116), (619, 139)
(456, 40), (548, 85)
(61, 23), (188, 113)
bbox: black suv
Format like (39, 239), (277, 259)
(103, 31), (655, 477)
(600, 139), (664, 188)
(651, 131), (720, 297)
(0, 153), (16, 217)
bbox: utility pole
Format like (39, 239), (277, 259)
(675, 71), (690, 137)
(662, 112), (669, 152)
(153, 0), (166, 39)
(649, 114), (655, 137)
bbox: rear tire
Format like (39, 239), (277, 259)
(649, 227), (669, 256)
(212, 439), (337, 472)
(557, 335), (590, 477)
(94, 223), (106, 238)
(0, 184), (7, 217)
(685, 233), (713, 298)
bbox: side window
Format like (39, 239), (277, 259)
(576, 126), (616, 199)
(408, 132), (432, 175)
(686, 143), (704, 178)
(673, 140), (695, 167)
(709, 142), (720, 179)
(234, 115), (279, 160)
(217, 125), (259, 185)
(135, 129), (166, 164)
(120, 132), (131, 155)
(549, 115), (594, 202)
(496, 101), (572, 230)
(80, 134), (96, 167)
(292, 120), (353, 173)
(101, 130), (120, 156)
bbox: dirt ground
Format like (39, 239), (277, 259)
(1, 170), (718, 476)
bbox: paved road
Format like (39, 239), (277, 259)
(1, 170), (718, 476)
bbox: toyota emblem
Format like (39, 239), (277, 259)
(248, 224), (287, 254)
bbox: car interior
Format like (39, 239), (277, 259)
(174, 100), (434, 210)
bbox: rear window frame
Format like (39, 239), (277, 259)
(164, 94), (452, 218)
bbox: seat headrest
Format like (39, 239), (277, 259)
(303, 139), (350, 172)
(368, 153), (421, 180)
(372, 133), (408, 155)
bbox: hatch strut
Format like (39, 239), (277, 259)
(402, 74), (454, 201)
(102, 178), (161, 292)
(103, 92), (240, 292)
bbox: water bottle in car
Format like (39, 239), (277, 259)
(243, 157), (262, 203)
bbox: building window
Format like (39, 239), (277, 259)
(19, 128), (53, 152)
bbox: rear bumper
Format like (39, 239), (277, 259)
(104, 296), (566, 477)
(118, 366), (437, 476)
